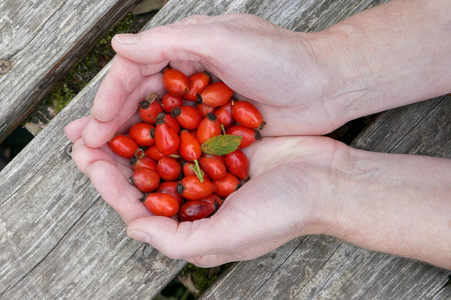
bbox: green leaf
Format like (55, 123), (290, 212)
(201, 135), (243, 156)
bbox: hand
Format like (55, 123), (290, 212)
(67, 119), (451, 269)
(79, 5), (451, 151)
(77, 13), (354, 149)
(128, 136), (349, 267)
(65, 13), (354, 267)
(67, 130), (346, 267)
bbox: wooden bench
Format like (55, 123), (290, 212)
(1, 0), (450, 298)
(0, 0), (139, 143)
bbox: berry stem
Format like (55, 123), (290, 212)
(191, 159), (204, 183)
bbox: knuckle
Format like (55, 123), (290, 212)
(177, 14), (213, 25)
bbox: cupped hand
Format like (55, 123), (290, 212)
(64, 13), (355, 267)
(68, 129), (348, 267)
(78, 13), (351, 149)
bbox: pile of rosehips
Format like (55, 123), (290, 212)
(109, 68), (265, 222)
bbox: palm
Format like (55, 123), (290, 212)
(70, 118), (344, 267)
(123, 136), (343, 267)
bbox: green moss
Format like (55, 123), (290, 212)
(182, 264), (217, 294)
(178, 263), (232, 297)
(44, 82), (77, 113)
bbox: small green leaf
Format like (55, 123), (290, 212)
(201, 135), (243, 156)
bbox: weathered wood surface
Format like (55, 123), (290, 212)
(131, 0), (167, 15)
(202, 97), (451, 299)
(1, 0), (450, 299)
(0, 64), (187, 299)
(0, 0), (140, 144)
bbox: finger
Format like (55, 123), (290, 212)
(172, 14), (216, 26)
(87, 160), (151, 224)
(116, 111), (143, 134)
(91, 55), (163, 122)
(65, 116), (90, 143)
(111, 13), (265, 67)
(81, 117), (122, 150)
(168, 60), (206, 77)
(183, 245), (266, 267)
(71, 139), (151, 223)
(126, 215), (230, 259)
(111, 16), (232, 67)
(90, 56), (166, 120)
(126, 195), (264, 260)
(91, 56), (143, 122)
(71, 139), (128, 175)
(90, 56), (167, 123)
(82, 72), (165, 148)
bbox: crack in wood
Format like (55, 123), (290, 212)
(386, 96), (446, 154)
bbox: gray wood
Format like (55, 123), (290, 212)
(433, 284), (451, 300)
(355, 96), (451, 157)
(2, 0), (450, 299)
(131, 0), (167, 15)
(0, 64), (186, 299)
(0, 0), (139, 144)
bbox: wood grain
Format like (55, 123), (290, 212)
(354, 96), (451, 157)
(1, 0), (450, 298)
(0, 64), (185, 299)
(0, 0), (139, 144)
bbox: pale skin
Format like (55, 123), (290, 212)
(65, 0), (451, 269)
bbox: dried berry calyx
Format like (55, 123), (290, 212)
(147, 92), (162, 103)
(155, 112), (166, 125)
(140, 93), (162, 109)
(201, 135), (243, 156)
(170, 106), (182, 117)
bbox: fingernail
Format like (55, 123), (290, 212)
(114, 33), (138, 45)
(128, 230), (151, 243)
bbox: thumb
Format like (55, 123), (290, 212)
(112, 28), (203, 66)
(126, 215), (228, 259)
(111, 15), (237, 67)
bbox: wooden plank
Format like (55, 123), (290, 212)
(0, 0), (139, 144)
(432, 284), (451, 300)
(351, 97), (448, 155)
(131, 0), (167, 15)
(201, 101), (451, 298)
(375, 97), (450, 157)
(0, 64), (185, 299)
